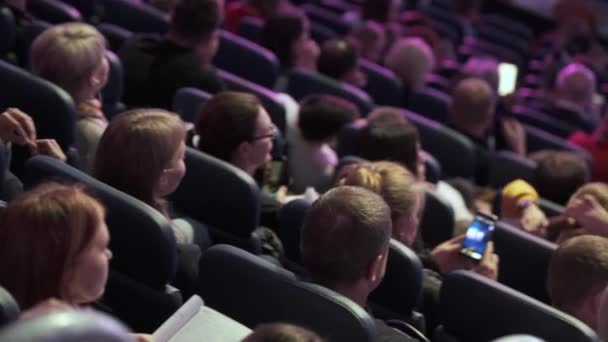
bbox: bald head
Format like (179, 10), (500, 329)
(556, 63), (596, 106)
(449, 78), (496, 135)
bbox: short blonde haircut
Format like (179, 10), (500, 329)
(385, 37), (435, 91)
(568, 182), (608, 211)
(450, 77), (495, 128)
(30, 23), (106, 103)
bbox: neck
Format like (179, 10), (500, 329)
(331, 283), (370, 308)
(165, 31), (198, 49)
(233, 157), (258, 177)
(451, 120), (485, 138)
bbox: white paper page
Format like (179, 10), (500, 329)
(153, 296), (204, 342)
(168, 306), (251, 342)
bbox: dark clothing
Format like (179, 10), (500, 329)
(118, 35), (225, 110)
(541, 103), (596, 133)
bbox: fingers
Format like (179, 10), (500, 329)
(32, 139), (67, 162)
(7, 108), (36, 141)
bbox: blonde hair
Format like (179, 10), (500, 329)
(30, 23), (106, 103)
(385, 37), (435, 91)
(93, 109), (185, 217)
(336, 161), (423, 245)
(569, 182), (608, 211)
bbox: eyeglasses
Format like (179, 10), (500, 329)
(252, 127), (279, 141)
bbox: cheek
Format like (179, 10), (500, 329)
(70, 254), (109, 303)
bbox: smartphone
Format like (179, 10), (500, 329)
(261, 160), (285, 196)
(498, 62), (519, 96)
(460, 213), (498, 262)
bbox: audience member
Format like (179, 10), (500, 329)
(530, 150), (590, 206)
(349, 21), (387, 63)
(195, 91), (282, 230)
(385, 37), (434, 94)
(288, 95), (358, 193)
(452, 0), (482, 38)
(546, 63), (600, 131)
(0, 182), (151, 341)
(30, 23), (109, 172)
(149, 0), (180, 13)
(261, 9), (319, 73)
(301, 186), (419, 341)
(226, 0), (283, 33)
(243, 323), (323, 342)
(460, 56), (499, 92)
(569, 112), (608, 183)
(448, 78), (526, 185)
(119, 0), (225, 109)
(317, 39), (366, 88)
(598, 284), (608, 341)
(93, 109), (207, 247)
(500, 179), (548, 237)
(547, 235), (608, 331)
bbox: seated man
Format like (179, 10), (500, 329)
(530, 150), (590, 206)
(301, 185), (420, 341)
(317, 38), (366, 88)
(547, 235), (608, 331)
(448, 78), (526, 185)
(119, 0), (226, 109)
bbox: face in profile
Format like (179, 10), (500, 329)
(248, 107), (275, 169)
(62, 210), (112, 305)
(158, 141), (187, 197)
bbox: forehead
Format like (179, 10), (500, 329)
(255, 106), (272, 127)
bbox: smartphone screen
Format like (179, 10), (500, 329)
(498, 62), (518, 96)
(460, 213), (497, 261)
(261, 160), (284, 196)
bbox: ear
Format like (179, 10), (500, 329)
(366, 249), (389, 289)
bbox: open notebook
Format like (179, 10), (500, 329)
(153, 295), (252, 342)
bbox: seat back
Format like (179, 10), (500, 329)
(369, 240), (424, 324)
(0, 310), (133, 342)
(60, 0), (100, 22)
(198, 245), (377, 341)
(493, 221), (557, 304)
(510, 106), (578, 139)
(0, 287), (19, 328)
(360, 60), (403, 107)
(97, 23), (133, 52)
(172, 87), (212, 123)
(405, 112), (476, 179)
(170, 148), (262, 253)
(98, 0), (168, 34)
(538, 198), (564, 218)
(301, 3), (352, 35)
(488, 151), (537, 188)
(309, 21), (337, 45)
(437, 271), (598, 342)
(278, 198), (311, 265)
(286, 69), (374, 115)
(420, 189), (455, 247)
(26, 0), (82, 23)
(406, 88), (451, 123)
(214, 30), (279, 89)
(0, 7), (15, 57)
(217, 69), (287, 133)
(524, 124), (592, 166)
(0, 59), (76, 150)
(101, 50), (126, 119)
(24, 156), (177, 289)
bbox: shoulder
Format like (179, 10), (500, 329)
(375, 319), (420, 342)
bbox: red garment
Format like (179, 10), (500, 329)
(569, 132), (608, 183)
(225, 2), (263, 33)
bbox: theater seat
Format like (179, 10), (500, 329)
(420, 189), (455, 248)
(360, 60), (403, 107)
(101, 50), (126, 120)
(26, 0), (82, 23)
(0, 310), (133, 342)
(0, 286), (19, 328)
(237, 16), (263, 43)
(488, 151), (537, 188)
(97, 23), (133, 52)
(97, 0), (168, 34)
(198, 244), (377, 341)
(170, 148), (263, 254)
(172, 87), (212, 123)
(0, 7), (15, 59)
(435, 271), (597, 342)
(277, 198), (310, 265)
(405, 87), (451, 123)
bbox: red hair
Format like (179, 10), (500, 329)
(0, 182), (104, 310)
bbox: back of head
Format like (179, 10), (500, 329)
(318, 39), (359, 81)
(298, 95), (358, 143)
(555, 63), (596, 105)
(356, 119), (419, 174)
(196, 91), (262, 161)
(531, 150), (590, 205)
(336, 161), (421, 244)
(169, 0), (222, 42)
(449, 77), (495, 131)
(385, 37), (435, 91)
(366, 107), (408, 125)
(242, 323), (323, 342)
(301, 186), (391, 289)
(261, 8), (306, 68)
(0, 183), (103, 310)
(350, 21), (386, 62)
(93, 109), (185, 212)
(547, 235), (608, 322)
(461, 56), (499, 92)
(30, 22), (106, 102)
(569, 182), (608, 210)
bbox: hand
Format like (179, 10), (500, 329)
(519, 204), (549, 237)
(565, 195), (608, 237)
(131, 334), (154, 342)
(500, 117), (526, 156)
(30, 139), (67, 162)
(0, 108), (36, 146)
(472, 241), (499, 281)
(20, 298), (74, 321)
(274, 185), (289, 204)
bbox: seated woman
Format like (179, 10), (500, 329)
(93, 109), (208, 248)
(261, 7), (320, 76)
(0, 182), (148, 340)
(30, 23), (110, 173)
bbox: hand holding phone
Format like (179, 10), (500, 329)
(460, 213), (497, 262)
